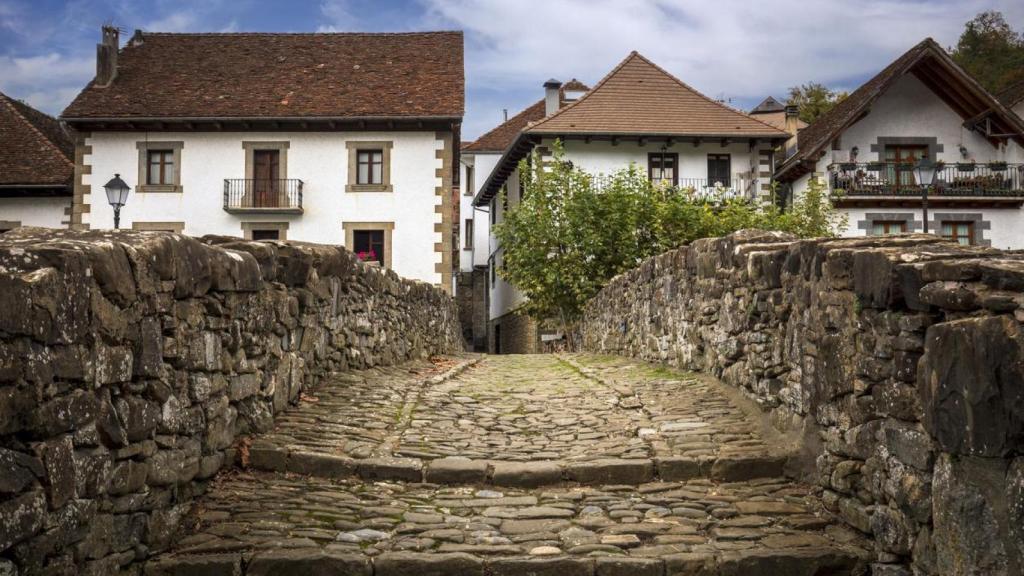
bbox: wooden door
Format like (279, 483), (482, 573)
(253, 150), (280, 207)
(884, 145), (927, 188)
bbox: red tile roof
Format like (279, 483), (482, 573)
(63, 31), (464, 120)
(463, 80), (591, 153)
(0, 92), (74, 188)
(525, 53), (788, 138)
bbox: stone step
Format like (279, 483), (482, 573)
(247, 445), (792, 487)
(144, 470), (870, 575)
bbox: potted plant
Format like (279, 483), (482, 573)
(956, 162), (976, 172)
(990, 161), (1008, 171)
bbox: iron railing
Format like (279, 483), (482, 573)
(588, 174), (756, 202)
(223, 179), (304, 212)
(829, 162), (1024, 197)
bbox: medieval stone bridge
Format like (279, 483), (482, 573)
(1, 228), (1022, 576)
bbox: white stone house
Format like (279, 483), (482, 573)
(0, 92), (74, 231)
(61, 28), (464, 290)
(473, 52), (790, 353)
(775, 39), (1024, 249)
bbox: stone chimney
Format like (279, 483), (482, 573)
(544, 79), (562, 117)
(95, 25), (119, 87)
(783, 105), (800, 137)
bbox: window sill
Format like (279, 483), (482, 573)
(346, 184), (393, 193)
(137, 184), (182, 194)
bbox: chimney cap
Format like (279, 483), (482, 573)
(784, 104), (799, 116)
(543, 78), (562, 88)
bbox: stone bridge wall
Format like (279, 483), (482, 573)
(0, 229), (461, 575)
(581, 230), (1024, 576)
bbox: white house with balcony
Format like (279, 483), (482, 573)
(473, 52), (789, 353)
(61, 27), (464, 290)
(775, 38), (1024, 249)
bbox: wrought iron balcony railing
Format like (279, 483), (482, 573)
(223, 179), (304, 213)
(589, 174), (755, 202)
(829, 162), (1024, 197)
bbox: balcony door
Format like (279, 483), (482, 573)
(253, 150), (280, 207)
(884, 145), (927, 188)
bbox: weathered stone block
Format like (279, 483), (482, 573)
(0, 490), (46, 551)
(0, 447), (43, 495)
(423, 458), (487, 484)
(247, 550), (371, 576)
(142, 553), (242, 576)
(38, 436), (75, 508)
(919, 316), (1024, 457)
(375, 552), (483, 576)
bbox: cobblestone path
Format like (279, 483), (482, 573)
(146, 355), (870, 575)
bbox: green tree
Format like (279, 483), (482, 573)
(494, 143), (845, 344)
(951, 11), (1024, 94)
(787, 82), (849, 124)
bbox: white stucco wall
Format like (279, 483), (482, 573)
(84, 130), (446, 284)
(458, 151), (498, 272)
(0, 197), (69, 229)
(788, 74), (1024, 249)
(553, 139), (764, 196)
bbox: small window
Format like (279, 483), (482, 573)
(356, 150), (383, 185)
(489, 256), (496, 286)
(871, 220), (907, 236)
(464, 218), (474, 249)
(465, 165), (475, 196)
(353, 229), (385, 266)
(648, 152), (678, 186)
(490, 198), (497, 225)
(147, 150), (174, 185)
(250, 229), (280, 241)
(941, 221), (974, 246)
(707, 154), (731, 187)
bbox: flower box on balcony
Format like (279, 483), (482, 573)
(956, 162), (976, 172)
(990, 162), (1008, 172)
(838, 162), (857, 173)
(866, 162), (885, 172)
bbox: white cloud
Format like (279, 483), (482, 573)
(0, 52), (94, 114)
(318, 0), (359, 32)
(422, 0), (1024, 138)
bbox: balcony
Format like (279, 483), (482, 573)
(590, 175), (756, 202)
(829, 162), (1024, 206)
(223, 179), (303, 214)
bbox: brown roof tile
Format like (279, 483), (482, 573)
(0, 92), (74, 188)
(63, 31), (464, 119)
(778, 38), (1024, 179)
(463, 80), (591, 153)
(464, 100), (545, 153)
(525, 52), (788, 138)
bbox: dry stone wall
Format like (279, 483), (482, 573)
(581, 229), (1024, 576)
(0, 228), (460, 575)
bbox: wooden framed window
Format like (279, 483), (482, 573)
(136, 141), (184, 192)
(353, 229), (385, 265)
(707, 154), (731, 187)
(871, 220), (907, 236)
(941, 221), (974, 246)
(250, 229), (280, 241)
(357, 150), (383, 185)
(489, 255), (496, 286)
(648, 152), (678, 186)
(147, 150), (174, 185)
(241, 221), (288, 241)
(465, 165), (475, 196)
(464, 218), (474, 249)
(346, 142), (393, 192)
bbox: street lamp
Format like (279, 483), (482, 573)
(913, 159), (938, 233)
(102, 174), (131, 229)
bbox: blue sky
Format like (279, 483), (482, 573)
(1, 0), (1022, 139)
